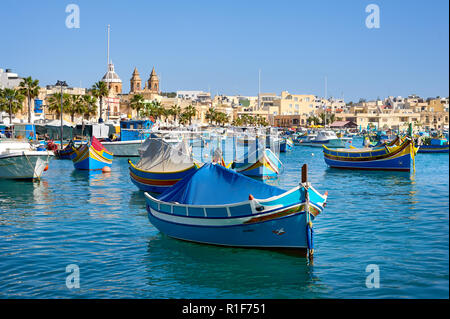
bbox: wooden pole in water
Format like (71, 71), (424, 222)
(302, 164), (314, 260)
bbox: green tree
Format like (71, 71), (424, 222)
(47, 93), (71, 117)
(129, 94), (145, 117)
(170, 104), (181, 122)
(19, 76), (40, 123)
(183, 105), (197, 125)
(329, 113), (336, 124)
(0, 88), (25, 126)
(66, 94), (85, 122)
(82, 95), (98, 120)
(205, 107), (216, 125)
(91, 81), (109, 122)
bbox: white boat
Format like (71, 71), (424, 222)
(297, 130), (351, 148)
(0, 139), (54, 180)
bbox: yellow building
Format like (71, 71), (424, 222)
(279, 91), (315, 116)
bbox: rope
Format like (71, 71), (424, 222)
(23, 151), (40, 181)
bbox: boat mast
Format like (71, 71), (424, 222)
(106, 24), (110, 122)
(324, 76), (327, 128)
(257, 69), (261, 111)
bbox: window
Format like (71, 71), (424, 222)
(294, 97), (298, 101)
(289, 104), (292, 108)
(295, 104), (299, 109)
(305, 97), (310, 102)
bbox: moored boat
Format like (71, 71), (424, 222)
(55, 140), (76, 160)
(128, 138), (198, 194)
(71, 136), (113, 170)
(232, 148), (282, 179)
(416, 138), (449, 153)
(323, 137), (416, 171)
(0, 139), (53, 180)
(298, 130), (350, 148)
(144, 163), (327, 253)
(280, 138), (294, 152)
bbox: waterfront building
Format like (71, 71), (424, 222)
(0, 68), (23, 90)
(279, 91), (315, 116)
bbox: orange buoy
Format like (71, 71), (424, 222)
(44, 165), (49, 172)
(102, 166), (111, 173)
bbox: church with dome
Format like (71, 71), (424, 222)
(101, 63), (123, 95)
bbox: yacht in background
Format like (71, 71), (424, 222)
(297, 130), (351, 148)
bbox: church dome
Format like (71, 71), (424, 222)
(102, 63), (122, 83)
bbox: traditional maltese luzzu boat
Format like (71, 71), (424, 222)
(71, 136), (113, 170)
(232, 148), (282, 179)
(129, 138), (198, 194)
(144, 163), (327, 255)
(323, 137), (416, 171)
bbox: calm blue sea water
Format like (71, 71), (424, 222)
(0, 139), (448, 298)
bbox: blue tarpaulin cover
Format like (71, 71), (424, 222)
(157, 163), (286, 205)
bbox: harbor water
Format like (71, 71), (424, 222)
(0, 139), (448, 298)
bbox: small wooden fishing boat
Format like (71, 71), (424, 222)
(323, 137), (416, 171)
(128, 138), (198, 194)
(71, 136), (113, 170)
(232, 148), (282, 179)
(280, 138), (294, 152)
(144, 163), (327, 255)
(55, 140), (76, 160)
(416, 138), (449, 153)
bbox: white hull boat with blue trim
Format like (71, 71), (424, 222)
(297, 130), (351, 148)
(0, 140), (53, 180)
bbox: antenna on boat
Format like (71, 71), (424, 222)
(302, 163), (314, 261)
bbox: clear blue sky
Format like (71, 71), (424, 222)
(1, 0), (448, 102)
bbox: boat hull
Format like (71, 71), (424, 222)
(72, 144), (113, 170)
(0, 152), (52, 179)
(146, 206), (312, 249)
(323, 139), (414, 171)
(129, 160), (197, 194)
(299, 138), (347, 148)
(416, 145), (449, 153)
(233, 149), (281, 179)
(280, 139), (293, 152)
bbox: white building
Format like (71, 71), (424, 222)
(176, 91), (207, 101)
(0, 68), (23, 89)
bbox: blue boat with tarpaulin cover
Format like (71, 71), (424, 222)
(145, 163), (327, 255)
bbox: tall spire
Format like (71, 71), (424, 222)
(107, 24), (110, 67)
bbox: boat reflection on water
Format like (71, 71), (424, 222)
(323, 167), (418, 210)
(144, 234), (324, 298)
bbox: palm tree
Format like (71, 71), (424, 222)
(67, 94), (84, 123)
(179, 112), (190, 125)
(205, 107), (216, 125)
(1, 88), (25, 126)
(19, 76), (40, 123)
(170, 104), (181, 123)
(319, 113), (325, 125)
(184, 105), (197, 125)
(47, 93), (71, 118)
(91, 81), (109, 122)
(129, 94), (145, 118)
(329, 113), (336, 124)
(82, 95), (98, 120)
